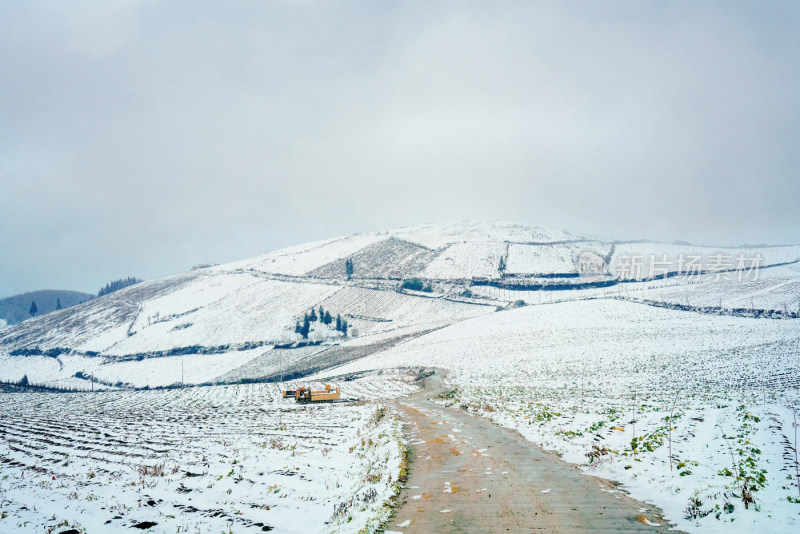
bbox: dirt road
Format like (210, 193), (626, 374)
(387, 372), (679, 533)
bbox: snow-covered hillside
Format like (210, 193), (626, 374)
(1, 221), (798, 390)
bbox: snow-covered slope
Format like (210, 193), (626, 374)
(1, 221), (798, 389)
(0, 221), (572, 359)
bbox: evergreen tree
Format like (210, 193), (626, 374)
(300, 316), (311, 339)
(295, 321), (302, 333)
(498, 256), (506, 272)
(345, 258), (354, 279)
(29, 301), (38, 317)
(341, 320), (348, 336)
(319, 305), (324, 321)
(336, 314), (342, 331)
(18, 375), (29, 387)
(309, 308), (317, 322)
(323, 311), (332, 325)
(56, 298), (62, 310)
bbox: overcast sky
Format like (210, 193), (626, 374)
(1, 1), (798, 297)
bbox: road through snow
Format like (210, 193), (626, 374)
(387, 371), (682, 533)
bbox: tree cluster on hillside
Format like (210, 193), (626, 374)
(98, 277), (142, 297)
(400, 277), (432, 292)
(295, 305), (347, 339)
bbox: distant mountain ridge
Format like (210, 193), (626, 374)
(0, 290), (94, 326)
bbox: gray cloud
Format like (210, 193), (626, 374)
(1, 0), (798, 296)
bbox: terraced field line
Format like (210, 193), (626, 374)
(388, 372), (682, 533)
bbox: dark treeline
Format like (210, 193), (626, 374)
(98, 277), (142, 297)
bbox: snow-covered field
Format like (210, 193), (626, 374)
(506, 241), (612, 274)
(319, 299), (800, 533)
(420, 241), (507, 279)
(0, 374), (417, 533)
(609, 242), (800, 281)
(316, 286), (491, 336)
(617, 263), (800, 313)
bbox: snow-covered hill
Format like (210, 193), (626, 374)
(0, 221), (798, 390)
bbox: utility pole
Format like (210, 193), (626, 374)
(631, 391), (637, 458)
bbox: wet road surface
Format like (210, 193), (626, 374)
(387, 372), (680, 533)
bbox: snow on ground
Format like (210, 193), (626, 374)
(2, 222), (799, 532)
(389, 220), (577, 249)
(467, 281), (612, 305)
(337, 369), (420, 400)
(609, 242), (800, 280)
(7, 221), (796, 359)
(0, 347), (421, 392)
(222, 233), (387, 276)
(506, 241), (612, 274)
(0, 380), (410, 534)
(321, 287), (494, 333)
(320, 299), (800, 533)
(93, 275), (342, 355)
(0, 274), (345, 355)
(317, 286), (492, 337)
(618, 264), (800, 313)
(214, 221), (580, 279)
(441, 388), (800, 534)
(467, 260), (800, 314)
(0, 281), (492, 390)
(214, 345), (328, 384)
(326, 299), (798, 391)
(327, 321), (454, 349)
(0, 348), (275, 389)
(421, 241), (507, 279)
